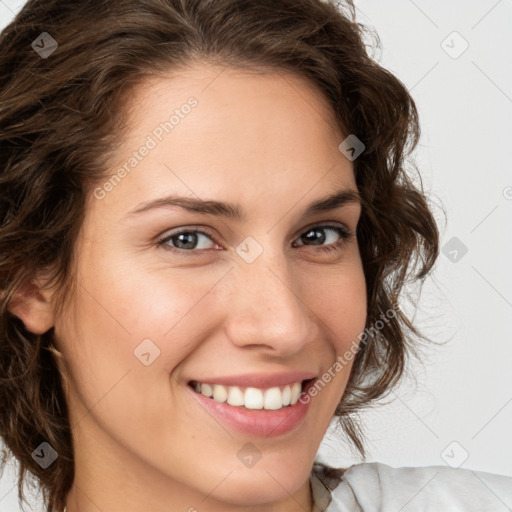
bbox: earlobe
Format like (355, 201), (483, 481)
(7, 276), (56, 335)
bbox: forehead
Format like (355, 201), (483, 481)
(127, 61), (341, 129)
(91, 62), (356, 217)
(122, 61), (345, 156)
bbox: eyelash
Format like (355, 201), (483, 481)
(156, 224), (354, 256)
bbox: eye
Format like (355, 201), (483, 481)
(292, 224), (353, 253)
(157, 224), (353, 255)
(157, 227), (218, 252)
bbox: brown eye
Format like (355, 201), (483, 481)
(293, 225), (352, 252)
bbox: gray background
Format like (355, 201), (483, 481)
(1, 0), (511, 510)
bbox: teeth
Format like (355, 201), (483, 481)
(263, 387), (283, 410)
(245, 387), (263, 409)
(282, 385), (291, 406)
(213, 384), (228, 403)
(191, 380), (306, 410)
(200, 383), (213, 397)
(227, 386), (244, 406)
(290, 382), (301, 405)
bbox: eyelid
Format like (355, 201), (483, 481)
(293, 220), (351, 238)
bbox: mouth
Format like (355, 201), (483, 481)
(185, 376), (317, 437)
(188, 378), (316, 411)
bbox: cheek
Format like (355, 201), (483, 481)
(308, 260), (367, 347)
(53, 259), (223, 452)
(313, 263), (366, 396)
(54, 251), (229, 398)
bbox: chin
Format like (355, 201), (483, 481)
(210, 466), (309, 506)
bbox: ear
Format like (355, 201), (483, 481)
(7, 274), (56, 335)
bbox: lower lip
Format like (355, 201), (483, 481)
(185, 380), (315, 437)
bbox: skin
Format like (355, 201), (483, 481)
(10, 62), (367, 512)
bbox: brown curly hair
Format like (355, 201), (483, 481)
(0, 0), (439, 510)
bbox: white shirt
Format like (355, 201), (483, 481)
(310, 461), (512, 511)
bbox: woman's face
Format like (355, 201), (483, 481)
(54, 62), (367, 510)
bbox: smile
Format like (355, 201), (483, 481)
(186, 376), (317, 436)
(189, 380), (304, 410)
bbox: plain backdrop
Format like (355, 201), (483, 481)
(1, 0), (511, 510)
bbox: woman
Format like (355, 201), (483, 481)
(0, 1), (510, 511)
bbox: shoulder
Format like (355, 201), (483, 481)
(312, 461), (512, 512)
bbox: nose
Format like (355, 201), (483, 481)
(223, 251), (316, 356)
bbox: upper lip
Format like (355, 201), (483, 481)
(188, 371), (317, 389)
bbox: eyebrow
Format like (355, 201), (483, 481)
(125, 188), (361, 220)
